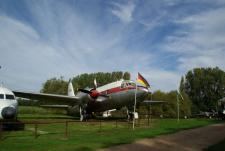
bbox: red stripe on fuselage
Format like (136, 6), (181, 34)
(100, 86), (136, 95)
(99, 85), (147, 95)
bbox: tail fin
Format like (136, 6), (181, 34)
(68, 79), (75, 96)
(94, 78), (97, 89)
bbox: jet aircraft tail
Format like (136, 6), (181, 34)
(68, 79), (75, 96)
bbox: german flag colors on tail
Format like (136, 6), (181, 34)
(137, 73), (150, 88)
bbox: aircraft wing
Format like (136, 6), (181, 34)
(13, 91), (81, 105)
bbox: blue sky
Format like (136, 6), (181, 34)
(0, 0), (225, 92)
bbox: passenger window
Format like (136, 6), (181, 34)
(0, 94), (4, 99)
(6, 95), (15, 100)
(121, 83), (127, 88)
(121, 83), (125, 88)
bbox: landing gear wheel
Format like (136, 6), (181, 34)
(127, 109), (134, 121)
(80, 106), (87, 121)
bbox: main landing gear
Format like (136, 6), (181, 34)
(79, 106), (93, 121)
(126, 106), (139, 121)
(79, 106), (85, 121)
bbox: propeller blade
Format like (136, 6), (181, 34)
(78, 89), (91, 94)
(79, 88), (109, 98)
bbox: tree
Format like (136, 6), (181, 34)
(123, 72), (131, 80)
(71, 71), (131, 91)
(41, 76), (68, 95)
(179, 76), (185, 92)
(41, 71), (131, 95)
(140, 90), (192, 118)
(183, 67), (225, 112)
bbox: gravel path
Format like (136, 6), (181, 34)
(99, 123), (225, 151)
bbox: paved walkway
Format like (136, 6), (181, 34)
(99, 123), (225, 151)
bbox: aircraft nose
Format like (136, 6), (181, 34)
(137, 86), (150, 98)
(1, 107), (16, 119)
(139, 86), (149, 93)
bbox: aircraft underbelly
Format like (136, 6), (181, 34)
(86, 90), (137, 113)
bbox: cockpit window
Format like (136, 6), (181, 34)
(121, 82), (136, 88)
(0, 94), (4, 99)
(128, 82), (136, 87)
(6, 94), (15, 100)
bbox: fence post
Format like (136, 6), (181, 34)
(116, 120), (118, 129)
(99, 120), (102, 132)
(0, 122), (2, 140)
(64, 121), (68, 139)
(139, 118), (141, 127)
(34, 123), (38, 139)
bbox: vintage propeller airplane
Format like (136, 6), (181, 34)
(12, 73), (163, 121)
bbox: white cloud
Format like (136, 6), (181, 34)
(0, 15), (73, 91)
(0, 13), (154, 91)
(163, 0), (181, 6)
(178, 55), (224, 71)
(1, 1), (224, 93)
(162, 7), (225, 71)
(140, 69), (181, 92)
(111, 1), (135, 23)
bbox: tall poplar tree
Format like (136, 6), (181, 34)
(183, 67), (225, 112)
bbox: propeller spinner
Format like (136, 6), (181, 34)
(78, 79), (109, 99)
(78, 88), (109, 99)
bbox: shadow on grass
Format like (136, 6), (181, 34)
(76, 146), (93, 151)
(204, 138), (225, 151)
(1, 129), (65, 140)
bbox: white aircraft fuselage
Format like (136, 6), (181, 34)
(0, 86), (18, 120)
(77, 80), (149, 113)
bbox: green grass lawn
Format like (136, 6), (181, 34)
(18, 106), (67, 115)
(0, 118), (222, 151)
